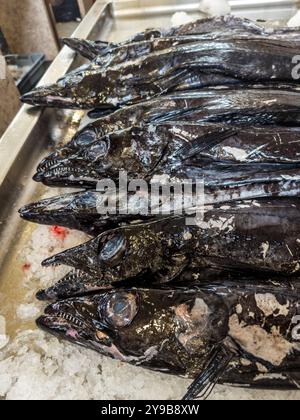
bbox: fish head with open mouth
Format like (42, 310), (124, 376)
(42, 218), (190, 285)
(33, 126), (166, 187)
(36, 288), (229, 375)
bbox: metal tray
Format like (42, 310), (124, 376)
(0, 0), (299, 401)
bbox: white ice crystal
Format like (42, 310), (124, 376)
(16, 304), (40, 320)
(288, 11), (300, 27)
(0, 315), (9, 349)
(171, 12), (194, 27)
(199, 0), (231, 16)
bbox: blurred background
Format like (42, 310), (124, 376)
(0, 0), (299, 137)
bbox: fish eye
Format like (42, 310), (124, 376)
(74, 130), (97, 147)
(100, 292), (138, 328)
(86, 141), (109, 161)
(98, 233), (126, 267)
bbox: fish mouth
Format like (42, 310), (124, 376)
(19, 193), (81, 225)
(36, 148), (75, 175)
(42, 235), (101, 272)
(21, 85), (76, 108)
(36, 294), (124, 355)
(42, 231), (128, 282)
(36, 270), (113, 302)
(36, 299), (96, 343)
(33, 164), (100, 187)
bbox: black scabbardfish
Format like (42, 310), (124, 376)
(21, 39), (300, 109)
(34, 266), (239, 302)
(32, 89), (300, 178)
(42, 198), (300, 284)
(34, 123), (300, 187)
(19, 171), (300, 238)
(36, 279), (300, 399)
(62, 15), (300, 61)
(62, 15), (266, 60)
(19, 189), (156, 236)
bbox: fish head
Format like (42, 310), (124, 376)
(42, 224), (162, 283)
(42, 219), (188, 285)
(37, 288), (229, 372)
(21, 64), (115, 109)
(19, 191), (109, 235)
(34, 126), (157, 187)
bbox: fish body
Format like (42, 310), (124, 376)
(21, 40), (300, 109)
(37, 279), (300, 398)
(42, 198), (300, 284)
(34, 123), (300, 187)
(62, 15), (266, 60)
(33, 89), (300, 186)
(63, 15), (300, 61)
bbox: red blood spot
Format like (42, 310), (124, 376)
(22, 263), (31, 272)
(50, 226), (69, 241)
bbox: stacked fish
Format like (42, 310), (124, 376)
(19, 16), (300, 399)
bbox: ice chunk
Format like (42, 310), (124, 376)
(288, 11), (300, 28)
(0, 315), (9, 349)
(16, 304), (40, 320)
(171, 12), (194, 27)
(199, 0), (231, 16)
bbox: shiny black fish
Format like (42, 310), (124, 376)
(19, 171), (300, 237)
(32, 89), (300, 177)
(34, 123), (300, 188)
(42, 198), (300, 284)
(62, 15), (266, 60)
(37, 279), (300, 399)
(21, 39), (300, 109)
(35, 266), (240, 302)
(19, 189), (157, 236)
(62, 15), (300, 61)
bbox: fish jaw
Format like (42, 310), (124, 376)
(36, 296), (107, 349)
(41, 224), (163, 283)
(19, 191), (99, 232)
(36, 291), (141, 360)
(36, 270), (113, 301)
(42, 235), (102, 274)
(41, 230), (130, 284)
(21, 84), (79, 108)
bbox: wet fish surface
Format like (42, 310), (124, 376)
(63, 15), (300, 60)
(33, 89), (300, 179)
(21, 39), (300, 108)
(37, 279), (300, 399)
(34, 123), (300, 188)
(41, 198), (300, 285)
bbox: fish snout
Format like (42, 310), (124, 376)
(21, 84), (74, 108)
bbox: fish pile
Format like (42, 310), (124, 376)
(20, 15), (300, 400)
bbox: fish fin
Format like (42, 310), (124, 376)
(182, 345), (233, 401)
(177, 129), (238, 161)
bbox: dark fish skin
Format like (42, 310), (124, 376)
(21, 39), (300, 109)
(34, 123), (300, 188)
(19, 173), (300, 237)
(36, 279), (300, 399)
(19, 189), (159, 236)
(63, 38), (111, 60)
(33, 89), (300, 180)
(42, 198), (300, 284)
(63, 15), (300, 61)
(62, 15), (266, 60)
